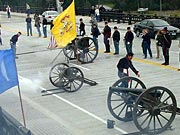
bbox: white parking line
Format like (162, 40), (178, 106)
(18, 75), (128, 134)
(40, 86), (128, 134)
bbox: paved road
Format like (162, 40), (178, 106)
(0, 12), (180, 135)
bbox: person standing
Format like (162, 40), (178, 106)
(117, 53), (140, 87)
(142, 29), (153, 59)
(155, 30), (163, 59)
(91, 23), (100, 50)
(34, 13), (41, 37)
(26, 3), (31, 15)
(102, 21), (111, 53)
(124, 27), (134, 54)
(95, 7), (100, 22)
(79, 18), (86, 36)
(0, 24), (2, 45)
(42, 15), (47, 38)
(6, 5), (11, 18)
(90, 6), (95, 23)
(112, 26), (120, 55)
(161, 27), (172, 65)
(10, 32), (22, 58)
(26, 15), (32, 36)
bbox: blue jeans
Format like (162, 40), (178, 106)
(43, 26), (47, 37)
(27, 24), (32, 36)
(113, 40), (119, 54)
(96, 15), (100, 22)
(118, 70), (128, 88)
(93, 36), (98, 50)
(10, 42), (16, 57)
(143, 42), (152, 58)
(36, 26), (41, 37)
(125, 42), (132, 54)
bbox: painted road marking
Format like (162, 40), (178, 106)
(40, 86), (128, 134)
(18, 75), (128, 134)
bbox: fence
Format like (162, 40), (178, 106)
(0, 5), (180, 28)
(0, 107), (33, 135)
(75, 8), (180, 28)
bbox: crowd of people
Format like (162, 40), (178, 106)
(0, 4), (174, 66)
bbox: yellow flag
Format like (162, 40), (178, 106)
(51, 0), (76, 48)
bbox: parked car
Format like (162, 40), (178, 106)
(133, 19), (180, 39)
(41, 11), (59, 23)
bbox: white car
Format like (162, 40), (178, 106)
(41, 11), (59, 23)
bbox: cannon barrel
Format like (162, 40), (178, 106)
(109, 86), (145, 94)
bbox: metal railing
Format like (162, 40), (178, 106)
(0, 5), (180, 28)
(75, 8), (180, 28)
(0, 107), (33, 135)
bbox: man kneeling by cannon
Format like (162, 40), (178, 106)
(117, 53), (140, 87)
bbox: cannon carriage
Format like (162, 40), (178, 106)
(107, 76), (180, 134)
(48, 63), (97, 93)
(63, 36), (98, 64)
(45, 36), (98, 94)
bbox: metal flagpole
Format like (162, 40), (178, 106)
(17, 85), (26, 127)
(178, 39), (180, 71)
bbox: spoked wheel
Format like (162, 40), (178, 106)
(63, 42), (77, 59)
(77, 37), (98, 63)
(107, 76), (146, 122)
(62, 67), (84, 92)
(133, 86), (177, 134)
(49, 63), (69, 87)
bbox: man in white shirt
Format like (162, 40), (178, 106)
(95, 7), (100, 22)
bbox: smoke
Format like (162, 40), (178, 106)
(18, 71), (47, 93)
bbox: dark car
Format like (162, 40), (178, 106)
(133, 19), (180, 39)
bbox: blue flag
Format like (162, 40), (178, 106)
(0, 49), (19, 94)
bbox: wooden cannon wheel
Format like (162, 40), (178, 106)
(107, 76), (146, 122)
(49, 63), (69, 87)
(133, 86), (177, 134)
(49, 63), (84, 92)
(63, 37), (98, 64)
(63, 42), (76, 60)
(62, 67), (84, 92)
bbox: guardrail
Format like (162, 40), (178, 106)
(75, 8), (180, 28)
(0, 5), (180, 28)
(0, 107), (33, 135)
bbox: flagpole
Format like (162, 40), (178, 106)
(178, 39), (180, 71)
(17, 85), (26, 127)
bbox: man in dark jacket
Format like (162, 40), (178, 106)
(42, 15), (47, 38)
(26, 15), (32, 36)
(10, 32), (22, 58)
(103, 21), (111, 53)
(161, 27), (172, 65)
(117, 53), (140, 87)
(91, 23), (100, 50)
(112, 26), (120, 55)
(124, 27), (134, 54)
(79, 18), (86, 36)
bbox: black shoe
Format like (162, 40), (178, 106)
(113, 53), (118, 55)
(104, 51), (110, 53)
(161, 63), (169, 66)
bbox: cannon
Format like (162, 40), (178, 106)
(63, 36), (98, 64)
(48, 63), (97, 92)
(107, 76), (180, 134)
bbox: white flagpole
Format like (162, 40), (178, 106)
(17, 85), (26, 127)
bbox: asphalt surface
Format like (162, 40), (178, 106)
(0, 11), (180, 135)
